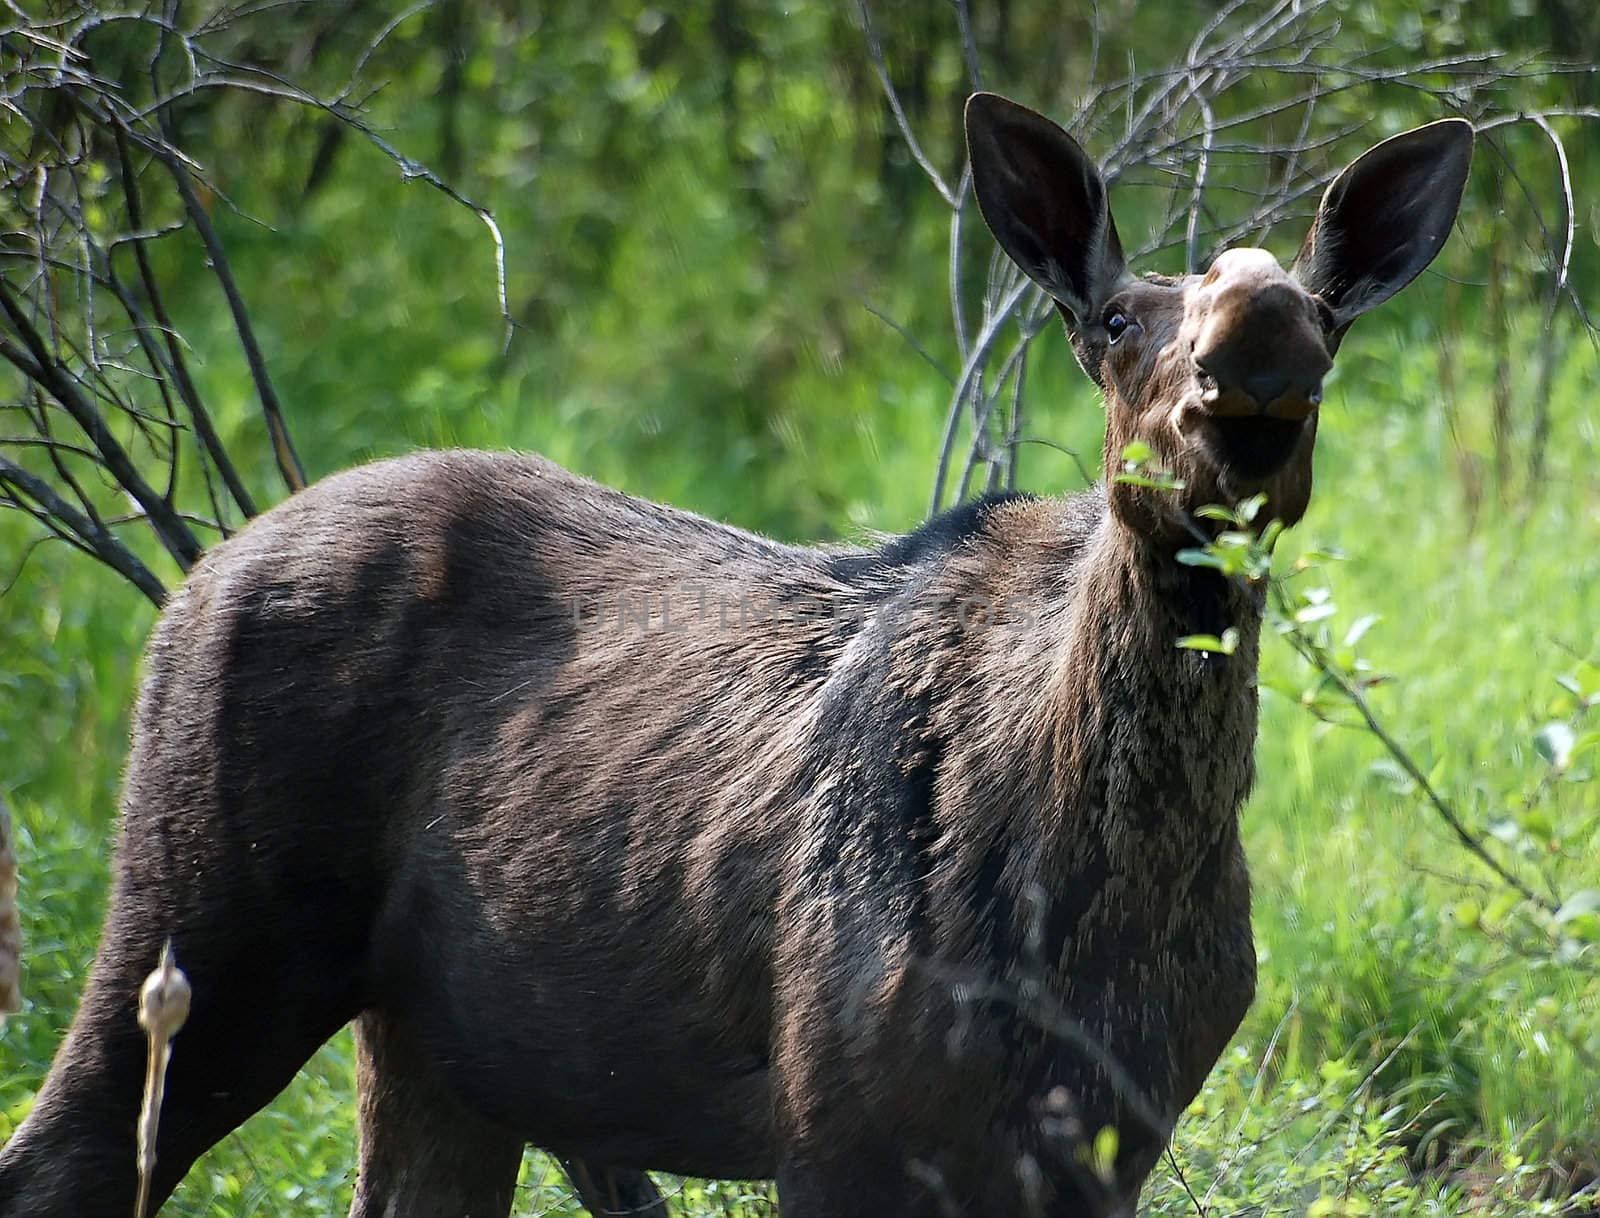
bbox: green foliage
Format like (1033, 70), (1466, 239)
(1149, 1037), (1591, 1216)
(2, 1), (1598, 1214)
(1114, 441), (1188, 493)
(1170, 446), (1600, 1198)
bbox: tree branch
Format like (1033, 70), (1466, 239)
(0, 283), (202, 568)
(158, 145), (306, 494)
(0, 453), (167, 606)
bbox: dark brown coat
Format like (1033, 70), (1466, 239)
(0, 95), (1472, 1218)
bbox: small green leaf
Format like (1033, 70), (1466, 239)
(1533, 722), (1575, 769)
(1517, 806), (1556, 841)
(1484, 890), (1521, 925)
(1573, 660), (1600, 702)
(1115, 442), (1185, 492)
(1295, 602), (1338, 625)
(1113, 471), (1187, 491)
(1120, 440), (1154, 464)
(1175, 548), (1227, 570)
(1565, 913), (1600, 944)
(1090, 1125), (1119, 1183)
(1236, 493), (1267, 524)
(1343, 614), (1381, 647)
(1555, 890), (1600, 925)
(1452, 899), (1481, 929)
(1176, 628), (1239, 656)
(1318, 1057), (1357, 1085)
(1194, 504), (1236, 522)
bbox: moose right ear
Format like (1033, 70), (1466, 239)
(965, 93), (1127, 328)
(1292, 118), (1474, 337)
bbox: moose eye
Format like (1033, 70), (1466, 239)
(1103, 309), (1130, 344)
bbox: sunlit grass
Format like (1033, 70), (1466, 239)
(2, 107), (1596, 1218)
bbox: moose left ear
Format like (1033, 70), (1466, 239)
(965, 92), (1127, 329)
(1292, 118), (1474, 337)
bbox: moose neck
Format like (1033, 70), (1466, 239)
(1037, 511), (1264, 888)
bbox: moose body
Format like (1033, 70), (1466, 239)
(0, 95), (1471, 1217)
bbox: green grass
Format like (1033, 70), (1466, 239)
(3, 321), (1596, 1213)
(3, 86), (1598, 1214)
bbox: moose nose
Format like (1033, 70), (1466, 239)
(1243, 373), (1290, 407)
(1194, 355), (1325, 420)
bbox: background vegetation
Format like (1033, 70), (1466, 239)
(2, 0), (1597, 1214)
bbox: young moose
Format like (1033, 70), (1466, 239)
(0, 95), (1470, 1217)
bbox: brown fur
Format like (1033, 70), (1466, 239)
(0, 95), (1472, 1217)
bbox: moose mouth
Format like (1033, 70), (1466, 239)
(1202, 413), (1308, 481)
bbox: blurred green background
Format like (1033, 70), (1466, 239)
(2, 1), (1598, 1213)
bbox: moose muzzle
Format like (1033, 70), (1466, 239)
(1189, 249), (1332, 422)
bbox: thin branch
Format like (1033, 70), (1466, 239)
(0, 529), (65, 598)
(158, 144), (306, 493)
(853, 0), (957, 207)
(1184, 90), (1216, 272)
(112, 121), (256, 518)
(1526, 113), (1575, 296)
(860, 298), (955, 385)
(0, 453), (166, 605)
(951, 0), (984, 92)
(948, 166), (973, 361)
(930, 275), (1033, 514)
(1016, 436), (1095, 488)
(998, 338), (1027, 492)
(1269, 580), (1556, 913)
(0, 283), (202, 567)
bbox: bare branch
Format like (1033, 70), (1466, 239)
(860, 298), (955, 386)
(1527, 114), (1575, 296)
(853, 0), (958, 207)
(1268, 579), (1556, 914)
(861, 0), (1598, 527)
(951, 0), (984, 92)
(159, 145), (306, 493)
(0, 283), (202, 568)
(0, 452), (167, 605)
(0, 0), (528, 612)
(112, 122), (256, 519)
(930, 275), (1034, 514)
(1183, 90), (1216, 273)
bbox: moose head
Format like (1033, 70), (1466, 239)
(965, 93), (1473, 538)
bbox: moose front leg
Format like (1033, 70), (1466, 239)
(349, 1011), (666, 1218)
(349, 1011), (524, 1218)
(560, 1157), (669, 1217)
(0, 882), (360, 1217)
